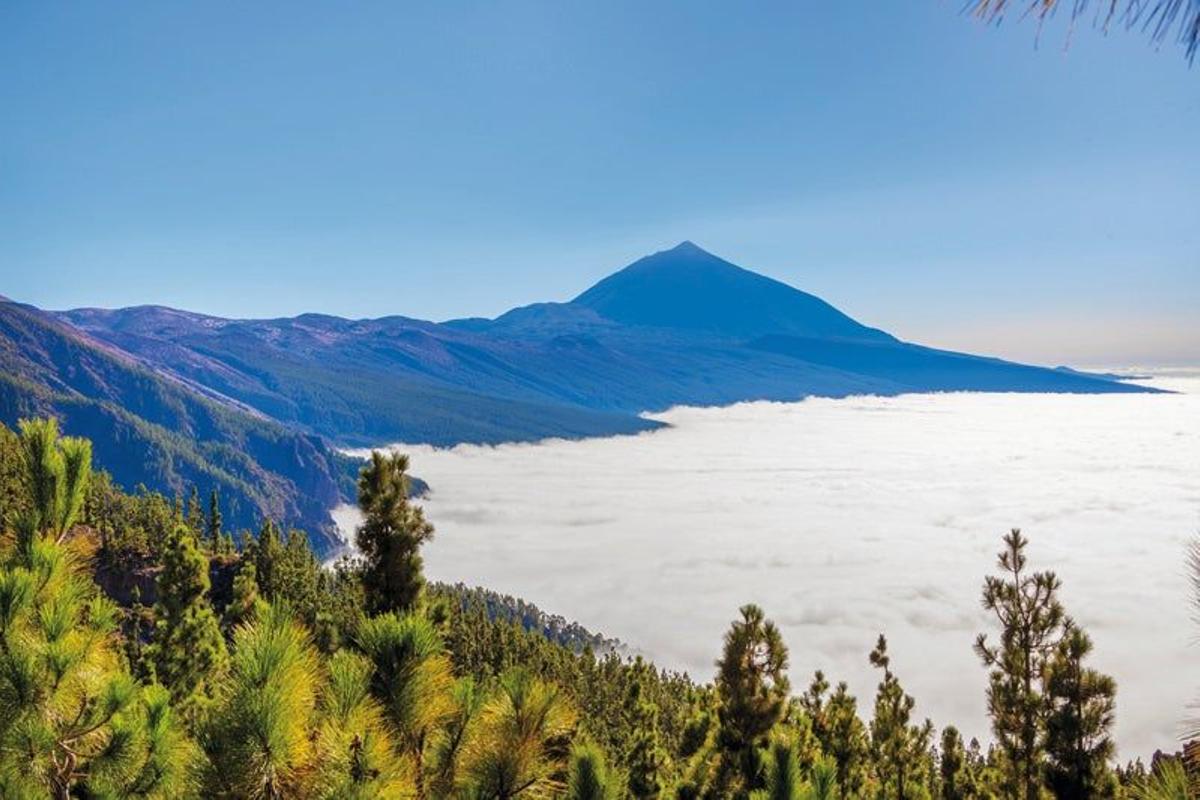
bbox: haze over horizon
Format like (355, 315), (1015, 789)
(3, 2), (1197, 365)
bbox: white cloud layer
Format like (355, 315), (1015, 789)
(340, 370), (1200, 758)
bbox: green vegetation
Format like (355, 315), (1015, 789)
(0, 417), (1194, 798)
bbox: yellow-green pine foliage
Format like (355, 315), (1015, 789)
(355, 612), (455, 798)
(566, 739), (621, 800)
(460, 667), (579, 798)
(202, 601), (323, 798)
(0, 418), (193, 799)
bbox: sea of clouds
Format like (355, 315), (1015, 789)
(338, 370), (1200, 758)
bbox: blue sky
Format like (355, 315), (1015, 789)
(2, 1), (1197, 365)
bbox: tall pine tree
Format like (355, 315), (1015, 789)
(147, 523), (228, 716)
(624, 662), (669, 799)
(975, 530), (1065, 800)
(355, 451), (434, 615)
(939, 726), (972, 800)
(206, 487), (222, 552)
(714, 604), (790, 796)
(868, 635), (933, 800)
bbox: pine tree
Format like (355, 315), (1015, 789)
(186, 485), (203, 538)
(567, 740), (620, 800)
(869, 634), (934, 799)
(714, 604), (790, 795)
(313, 649), (417, 798)
(975, 530), (1065, 800)
(206, 487), (223, 552)
(625, 663), (669, 799)
(808, 756), (840, 800)
(355, 451), (434, 615)
(804, 672), (869, 800)
(252, 518), (284, 598)
(355, 612), (456, 799)
(224, 557), (260, 630)
(202, 601), (322, 799)
(16, 417), (91, 544)
(0, 420), (193, 799)
(1043, 624), (1117, 799)
(749, 737), (804, 800)
(459, 667), (578, 799)
(940, 726), (971, 800)
(146, 523), (228, 717)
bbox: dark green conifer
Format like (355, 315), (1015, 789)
(224, 557), (260, 630)
(1043, 624), (1117, 799)
(625, 662), (669, 799)
(824, 680), (869, 799)
(146, 523), (228, 716)
(355, 451), (434, 615)
(939, 726), (971, 800)
(975, 530), (1065, 800)
(206, 487), (222, 552)
(869, 634), (934, 799)
(714, 604), (790, 794)
(186, 485), (203, 537)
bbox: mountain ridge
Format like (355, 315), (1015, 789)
(2, 242), (1157, 554)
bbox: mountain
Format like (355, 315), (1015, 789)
(572, 241), (894, 341)
(57, 242), (1152, 454)
(2, 242), (1154, 554)
(0, 299), (353, 553)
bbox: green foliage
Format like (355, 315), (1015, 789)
(868, 634), (934, 799)
(145, 523), (228, 717)
(804, 671), (870, 798)
(206, 487), (224, 552)
(939, 726), (974, 800)
(356, 450), (434, 615)
(715, 604), (791, 795)
(0, 421), (193, 799)
(225, 557), (260, 631)
(17, 417), (91, 543)
(625, 659), (671, 799)
(975, 529), (1066, 800)
(808, 755), (839, 800)
(459, 667), (578, 799)
(202, 601), (324, 798)
(1043, 624), (1117, 799)
(750, 737), (805, 800)
(567, 739), (621, 800)
(1129, 758), (1196, 800)
(355, 612), (455, 796)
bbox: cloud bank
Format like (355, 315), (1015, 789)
(341, 371), (1200, 757)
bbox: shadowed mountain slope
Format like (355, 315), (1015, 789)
(0, 299), (352, 552)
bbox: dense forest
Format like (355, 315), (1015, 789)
(0, 417), (1193, 799)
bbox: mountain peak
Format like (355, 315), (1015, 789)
(571, 244), (893, 342)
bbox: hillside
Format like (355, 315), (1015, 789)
(0, 298), (351, 552)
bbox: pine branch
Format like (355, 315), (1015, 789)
(968, 0), (1200, 62)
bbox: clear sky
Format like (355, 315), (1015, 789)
(2, 1), (1197, 366)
